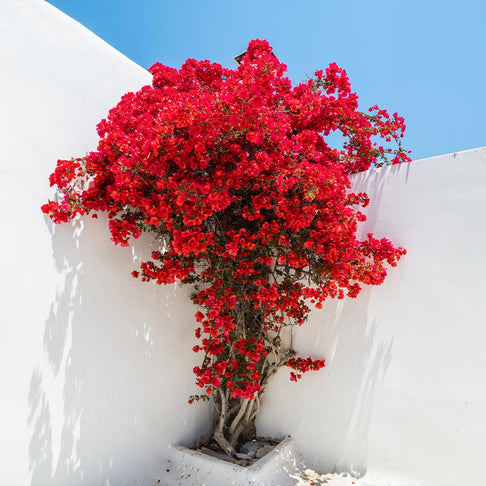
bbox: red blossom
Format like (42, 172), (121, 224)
(42, 39), (408, 403)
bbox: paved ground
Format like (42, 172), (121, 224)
(290, 469), (368, 485)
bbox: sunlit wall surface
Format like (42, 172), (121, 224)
(259, 147), (486, 486)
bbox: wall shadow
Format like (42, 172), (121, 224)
(257, 285), (396, 479)
(257, 166), (408, 478)
(28, 217), (212, 486)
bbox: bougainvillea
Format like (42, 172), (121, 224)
(42, 40), (409, 456)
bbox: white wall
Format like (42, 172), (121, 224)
(258, 147), (486, 486)
(2, 2), (486, 486)
(0, 2), (211, 485)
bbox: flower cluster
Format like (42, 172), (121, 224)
(42, 40), (408, 409)
(286, 357), (326, 382)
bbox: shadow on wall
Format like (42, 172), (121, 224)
(262, 286), (396, 478)
(257, 166), (409, 478)
(28, 216), (212, 486)
(352, 162), (412, 240)
(308, 289), (395, 477)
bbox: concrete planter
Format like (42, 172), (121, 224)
(164, 436), (301, 486)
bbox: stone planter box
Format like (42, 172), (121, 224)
(164, 436), (301, 486)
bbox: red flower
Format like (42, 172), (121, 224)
(42, 38), (408, 411)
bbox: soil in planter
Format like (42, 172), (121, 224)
(196, 437), (282, 467)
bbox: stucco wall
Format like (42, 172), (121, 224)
(0, 2), (211, 485)
(258, 147), (486, 486)
(2, 2), (486, 486)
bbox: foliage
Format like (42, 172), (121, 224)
(42, 39), (408, 455)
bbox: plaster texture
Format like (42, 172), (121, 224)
(1, 2), (486, 485)
(258, 147), (486, 486)
(0, 2), (211, 485)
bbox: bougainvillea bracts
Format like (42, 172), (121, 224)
(42, 40), (409, 455)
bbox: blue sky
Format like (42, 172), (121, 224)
(47, 0), (485, 161)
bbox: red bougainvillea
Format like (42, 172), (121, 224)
(42, 40), (408, 455)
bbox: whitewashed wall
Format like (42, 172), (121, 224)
(0, 2), (211, 486)
(258, 146), (486, 486)
(2, 2), (486, 486)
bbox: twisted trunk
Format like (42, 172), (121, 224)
(211, 342), (289, 455)
(210, 267), (292, 455)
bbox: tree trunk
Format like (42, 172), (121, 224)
(213, 388), (236, 456)
(210, 274), (287, 455)
(212, 358), (282, 455)
(212, 393), (258, 454)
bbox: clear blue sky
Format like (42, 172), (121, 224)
(47, 0), (485, 161)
